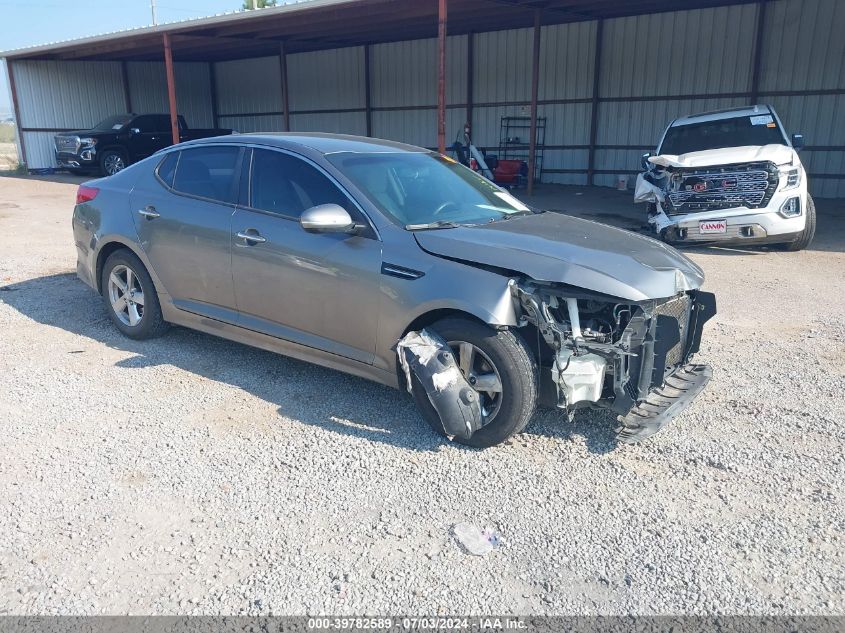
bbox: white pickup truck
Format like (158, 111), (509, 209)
(635, 105), (815, 251)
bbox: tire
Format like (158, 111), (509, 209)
(782, 195), (816, 251)
(410, 318), (537, 448)
(101, 249), (168, 340)
(99, 149), (128, 177)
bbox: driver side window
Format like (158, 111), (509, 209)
(249, 149), (356, 220)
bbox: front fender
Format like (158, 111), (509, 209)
(374, 252), (518, 374)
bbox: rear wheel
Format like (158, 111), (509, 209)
(781, 195), (816, 251)
(101, 250), (168, 340)
(410, 318), (537, 448)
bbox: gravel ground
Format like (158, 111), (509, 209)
(0, 176), (843, 616)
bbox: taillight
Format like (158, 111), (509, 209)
(470, 158), (479, 171)
(76, 185), (99, 205)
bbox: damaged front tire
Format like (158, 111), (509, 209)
(410, 318), (538, 448)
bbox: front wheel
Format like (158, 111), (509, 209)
(781, 195), (816, 251)
(99, 149), (128, 176)
(410, 318), (537, 448)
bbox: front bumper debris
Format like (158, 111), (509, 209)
(615, 363), (712, 443)
(396, 329), (482, 440)
(513, 280), (716, 443)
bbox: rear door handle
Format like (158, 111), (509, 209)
(138, 206), (160, 219)
(236, 230), (267, 244)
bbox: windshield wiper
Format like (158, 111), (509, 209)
(487, 209), (539, 223)
(405, 220), (463, 230)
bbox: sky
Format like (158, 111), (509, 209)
(0, 0), (248, 116)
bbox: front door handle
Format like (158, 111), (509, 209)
(138, 206), (160, 219)
(236, 230), (267, 244)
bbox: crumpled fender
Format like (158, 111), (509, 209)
(634, 172), (664, 205)
(396, 329), (482, 440)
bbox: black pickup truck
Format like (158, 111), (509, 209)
(54, 113), (232, 176)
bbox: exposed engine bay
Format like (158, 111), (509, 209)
(398, 278), (716, 445)
(511, 280), (716, 442)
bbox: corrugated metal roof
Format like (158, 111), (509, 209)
(1, 0), (762, 62)
(0, 0), (331, 58)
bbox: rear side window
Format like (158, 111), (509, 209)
(172, 146), (240, 204)
(249, 148), (354, 219)
(156, 152), (179, 188)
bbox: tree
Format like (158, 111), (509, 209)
(242, 0), (277, 8)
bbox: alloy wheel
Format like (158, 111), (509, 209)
(104, 154), (125, 175)
(107, 264), (145, 326)
(448, 340), (503, 424)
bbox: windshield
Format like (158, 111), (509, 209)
(660, 114), (787, 155)
(325, 152), (531, 228)
(92, 115), (134, 132)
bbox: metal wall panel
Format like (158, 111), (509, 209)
(290, 111), (367, 136)
(126, 62), (213, 128)
(539, 21), (596, 101)
(288, 46), (366, 110)
(372, 108), (465, 149)
(543, 149), (590, 185)
(19, 132), (59, 169)
(370, 35), (466, 108)
(218, 114), (283, 133)
(760, 0), (845, 198)
(600, 4), (758, 98)
(760, 0), (845, 92)
(769, 93), (845, 198)
(214, 56), (282, 116)
(473, 28), (533, 104)
(13, 60), (124, 129)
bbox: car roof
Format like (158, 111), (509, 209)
(179, 132), (428, 155)
(670, 104), (774, 127)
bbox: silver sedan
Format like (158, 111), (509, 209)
(72, 133), (715, 447)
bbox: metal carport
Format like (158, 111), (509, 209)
(3, 0), (844, 197)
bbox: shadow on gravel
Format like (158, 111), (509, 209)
(2, 272), (620, 454)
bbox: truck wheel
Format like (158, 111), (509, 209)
(409, 318), (537, 448)
(782, 195), (816, 251)
(99, 149), (128, 177)
(101, 250), (168, 340)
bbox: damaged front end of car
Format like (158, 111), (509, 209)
(511, 280), (716, 443)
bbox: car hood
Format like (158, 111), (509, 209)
(649, 144), (796, 168)
(414, 212), (704, 301)
(55, 130), (98, 138)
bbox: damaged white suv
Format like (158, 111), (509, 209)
(635, 105), (815, 250)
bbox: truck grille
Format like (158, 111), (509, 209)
(655, 294), (692, 369)
(55, 135), (80, 154)
(665, 161), (779, 214)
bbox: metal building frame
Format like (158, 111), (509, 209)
(3, 0), (843, 193)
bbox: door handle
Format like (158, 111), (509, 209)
(138, 206), (160, 219)
(236, 230), (267, 244)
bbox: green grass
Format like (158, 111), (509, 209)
(0, 124), (17, 143)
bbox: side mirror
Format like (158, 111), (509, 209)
(641, 152), (653, 171)
(130, 128), (140, 135)
(300, 203), (358, 234)
(791, 133), (805, 151)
